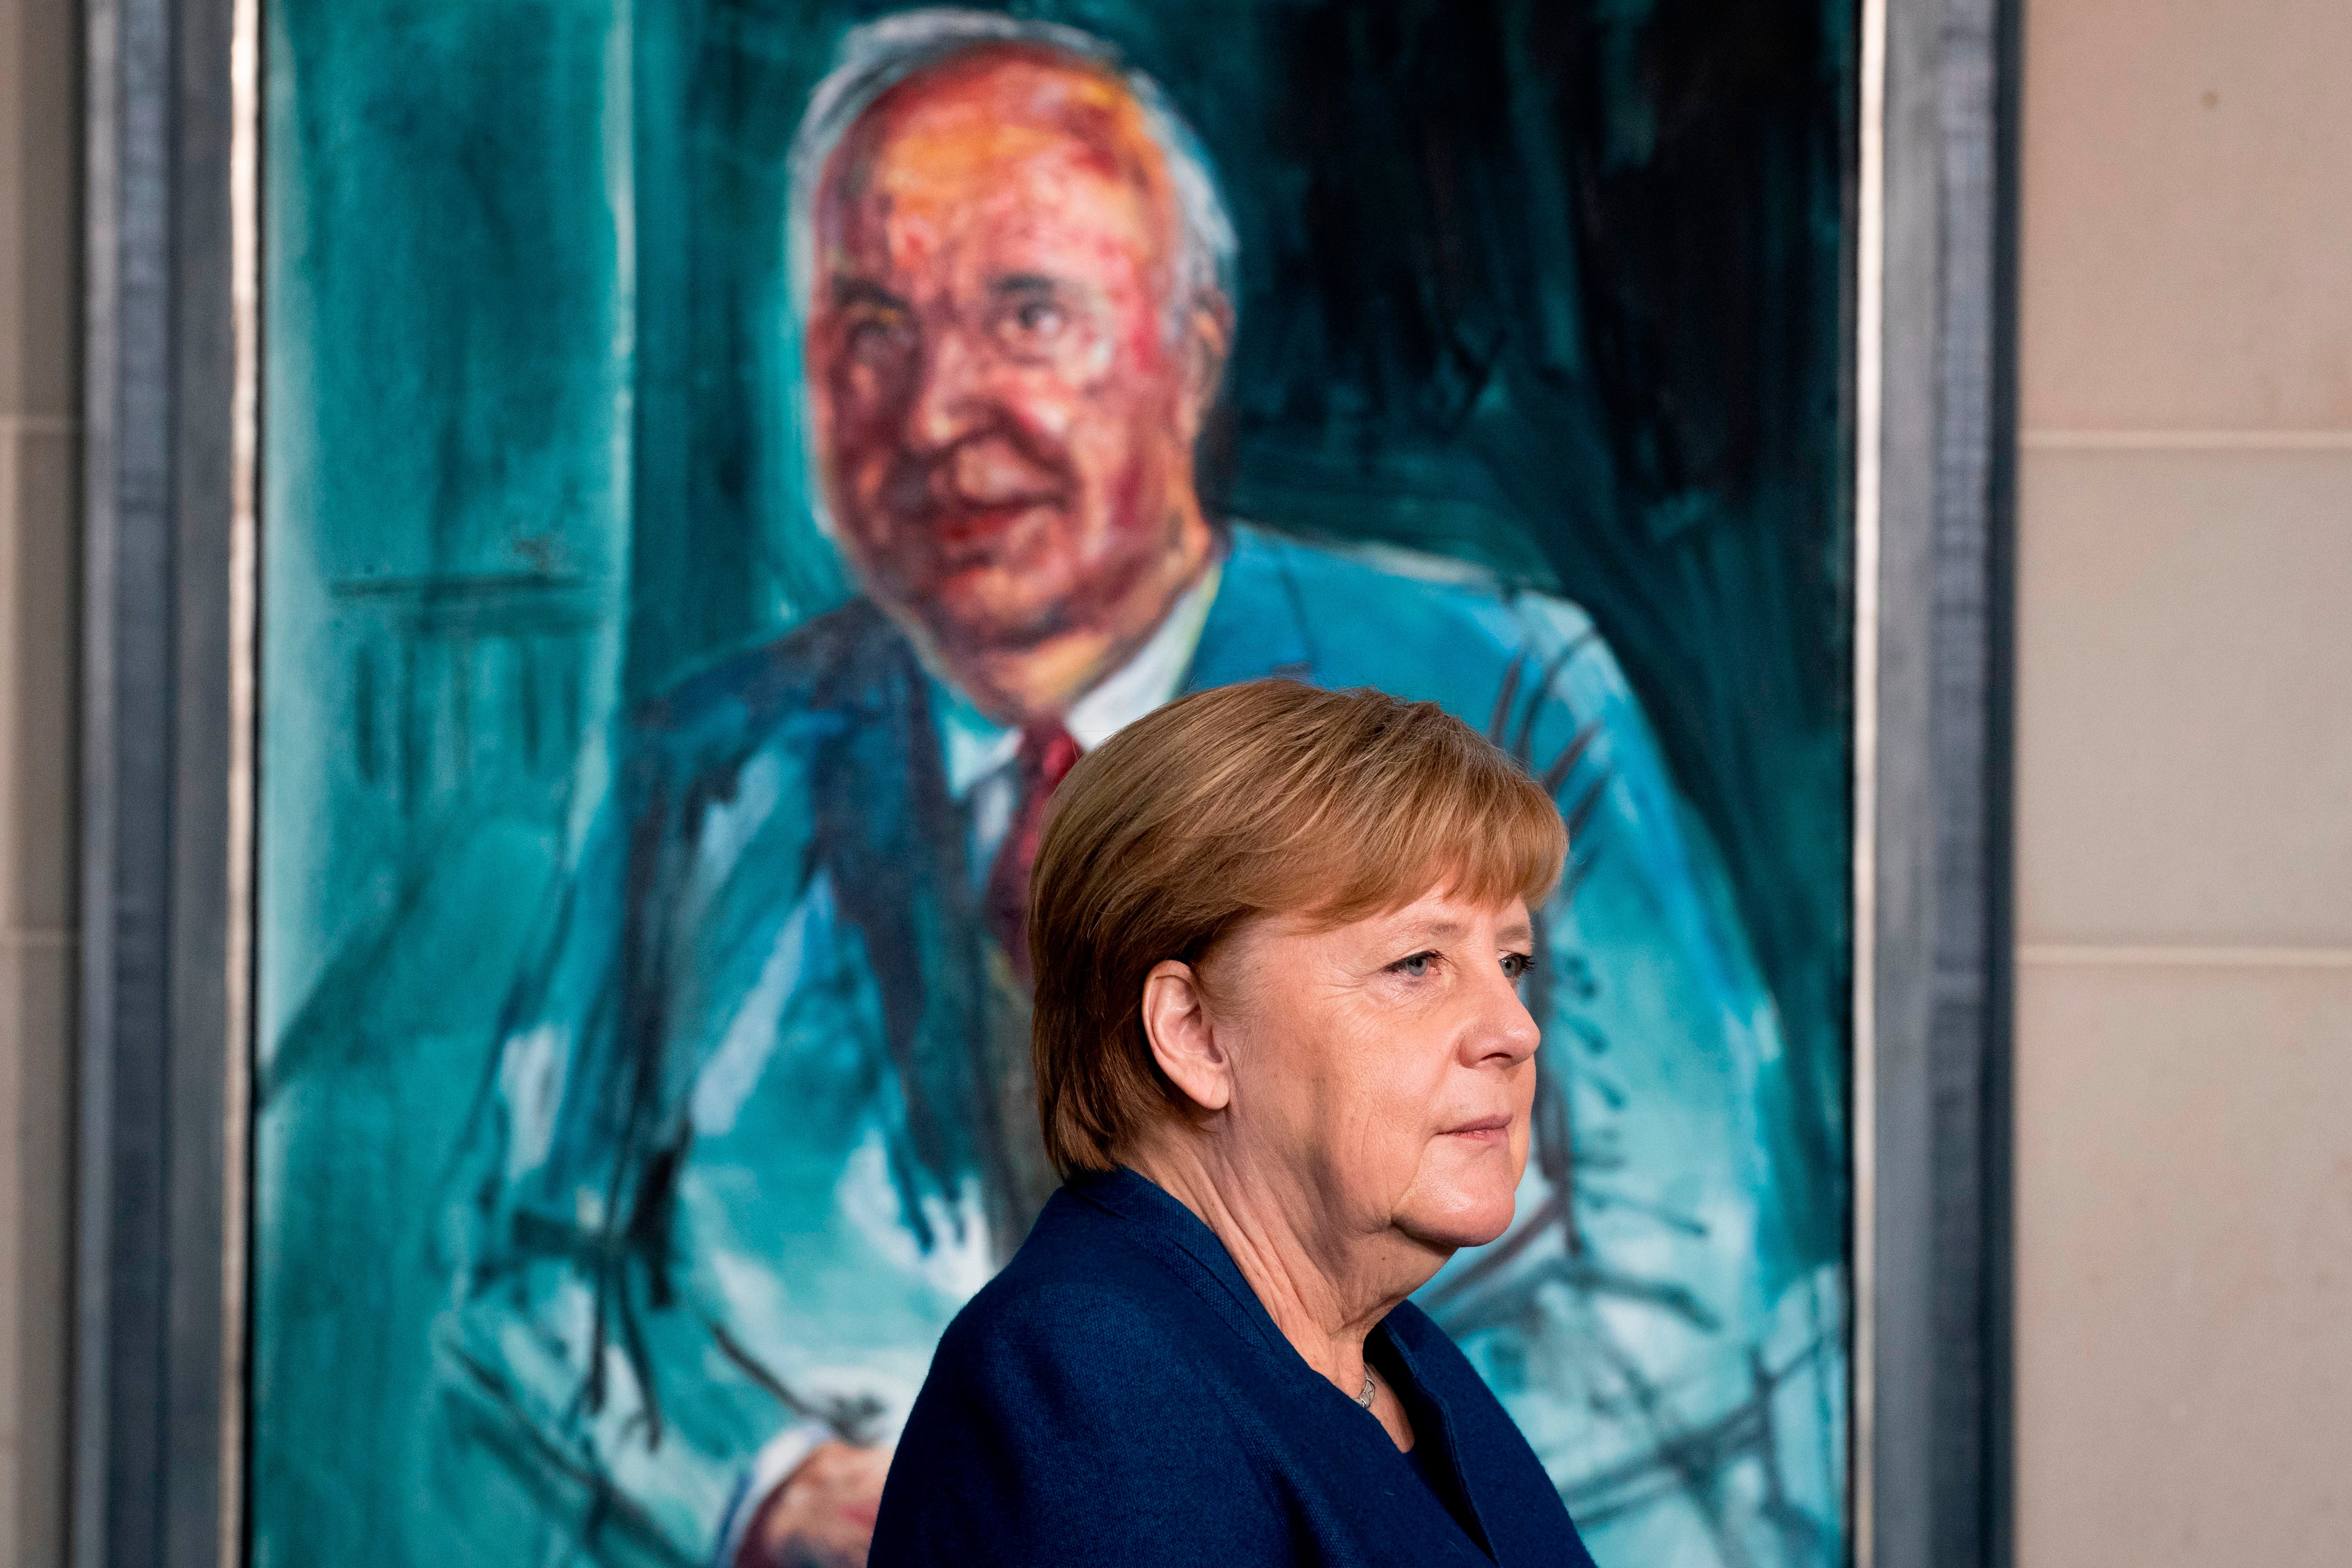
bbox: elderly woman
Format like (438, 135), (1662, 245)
(869, 679), (1599, 1566)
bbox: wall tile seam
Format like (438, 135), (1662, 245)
(2017, 943), (2352, 969)
(2020, 429), (2352, 451)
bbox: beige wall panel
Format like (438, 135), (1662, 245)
(0, 935), (70, 1567)
(2016, 447), (2352, 946)
(0, 0), (81, 418)
(2020, 0), (2352, 431)
(2015, 962), (2352, 1568)
(0, 424), (77, 933)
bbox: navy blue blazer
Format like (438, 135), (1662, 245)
(870, 1168), (1600, 1567)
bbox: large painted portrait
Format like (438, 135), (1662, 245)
(254, 4), (1855, 1567)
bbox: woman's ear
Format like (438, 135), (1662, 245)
(1140, 958), (1233, 1112)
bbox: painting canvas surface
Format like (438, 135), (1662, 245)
(253, 4), (1856, 1566)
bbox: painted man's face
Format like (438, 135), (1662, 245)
(806, 52), (1218, 666)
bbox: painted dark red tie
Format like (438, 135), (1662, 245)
(984, 721), (1081, 984)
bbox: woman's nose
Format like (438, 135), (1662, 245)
(1472, 971), (1541, 1066)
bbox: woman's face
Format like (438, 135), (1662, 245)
(1202, 886), (1542, 1256)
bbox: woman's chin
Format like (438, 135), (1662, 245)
(1396, 1178), (1521, 1253)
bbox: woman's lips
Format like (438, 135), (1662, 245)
(1442, 1114), (1512, 1143)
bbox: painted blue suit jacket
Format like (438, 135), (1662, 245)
(441, 525), (1842, 1568)
(871, 1167), (1601, 1568)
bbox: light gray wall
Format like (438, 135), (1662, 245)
(2015, 1), (2352, 1563)
(0, 0), (80, 1560)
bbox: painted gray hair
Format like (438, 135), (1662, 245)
(785, 8), (1239, 339)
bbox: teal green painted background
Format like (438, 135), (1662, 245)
(255, 3), (1854, 1564)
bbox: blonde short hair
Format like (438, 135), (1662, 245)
(1030, 678), (1567, 1176)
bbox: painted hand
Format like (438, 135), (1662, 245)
(732, 1441), (893, 1568)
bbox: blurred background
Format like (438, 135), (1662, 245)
(1, 0), (2347, 1564)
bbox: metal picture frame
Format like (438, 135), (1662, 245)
(73, 0), (2016, 1563)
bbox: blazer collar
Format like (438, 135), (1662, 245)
(1068, 1166), (1502, 1560)
(1065, 1167), (1295, 1361)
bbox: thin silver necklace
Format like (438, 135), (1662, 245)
(1355, 1369), (1376, 1409)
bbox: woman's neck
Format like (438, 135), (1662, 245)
(1123, 1132), (1448, 1397)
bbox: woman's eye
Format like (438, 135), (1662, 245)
(1501, 952), (1535, 981)
(1392, 952), (1438, 978)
